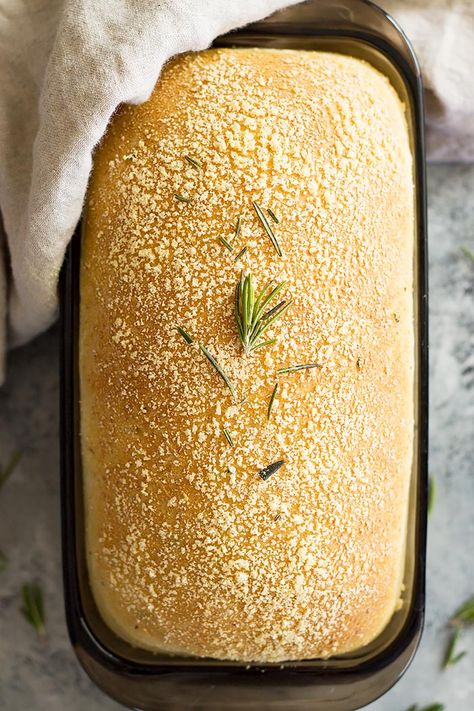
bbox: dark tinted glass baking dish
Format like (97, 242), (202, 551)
(60, 1), (428, 708)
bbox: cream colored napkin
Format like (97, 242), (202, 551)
(0, 0), (301, 382)
(0, 0), (473, 382)
(380, 0), (474, 160)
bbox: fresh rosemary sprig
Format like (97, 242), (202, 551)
(176, 325), (194, 344)
(258, 460), (285, 481)
(267, 208), (279, 224)
(219, 236), (234, 252)
(277, 363), (321, 375)
(199, 344), (235, 398)
(234, 272), (291, 355)
(252, 201), (282, 257)
(20, 583), (45, 636)
(234, 246), (248, 262)
(184, 155), (202, 170)
(223, 428), (234, 447)
(0, 450), (22, 490)
(175, 193), (191, 203)
(267, 382), (278, 422)
(428, 477), (435, 517)
(452, 595), (474, 625)
(443, 626), (466, 668)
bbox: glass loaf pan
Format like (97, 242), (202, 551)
(60, 1), (428, 708)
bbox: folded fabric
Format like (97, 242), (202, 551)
(0, 0), (473, 382)
(0, 0), (301, 382)
(380, 0), (474, 161)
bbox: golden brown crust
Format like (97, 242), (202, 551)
(80, 48), (414, 662)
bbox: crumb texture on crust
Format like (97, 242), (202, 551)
(80, 48), (414, 662)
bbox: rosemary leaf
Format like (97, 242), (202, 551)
(267, 207), (280, 224)
(258, 460), (285, 481)
(199, 344), (235, 398)
(234, 215), (242, 239)
(20, 583), (45, 636)
(461, 245), (474, 263)
(184, 155), (202, 170)
(267, 382), (278, 422)
(452, 595), (474, 625)
(0, 450), (22, 490)
(219, 236), (234, 252)
(175, 193), (191, 203)
(235, 272), (290, 354)
(251, 338), (277, 352)
(176, 325), (194, 344)
(428, 477), (435, 517)
(223, 428), (234, 447)
(0, 550), (7, 572)
(277, 363), (321, 375)
(443, 626), (466, 668)
(261, 299), (289, 323)
(234, 246), (248, 262)
(252, 201), (282, 257)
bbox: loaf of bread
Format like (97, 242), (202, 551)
(80, 47), (414, 662)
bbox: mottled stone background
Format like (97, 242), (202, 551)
(0, 164), (473, 710)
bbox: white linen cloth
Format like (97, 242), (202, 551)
(0, 0), (473, 382)
(380, 0), (474, 161)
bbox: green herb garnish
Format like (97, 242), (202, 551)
(184, 155), (202, 170)
(235, 272), (291, 355)
(461, 245), (474, 263)
(452, 595), (474, 625)
(267, 208), (279, 224)
(258, 460), (285, 481)
(277, 363), (321, 375)
(175, 193), (191, 203)
(443, 626), (466, 668)
(219, 236), (234, 252)
(234, 216), (242, 239)
(223, 428), (234, 447)
(406, 705), (445, 711)
(267, 382), (278, 422)
(20, 583), (45, 636)
(176, 325), (194, 344)
(234, 246), (248, 262)
(199, 344), (235, 398)
(428, 477), (435, 517)
(0, 450), (22, 490)
(252, 201), (282, 256)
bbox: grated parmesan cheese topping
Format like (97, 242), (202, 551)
(80, 48), (414, 662)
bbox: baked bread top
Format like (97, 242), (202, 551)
(80, 47), (414, 662)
